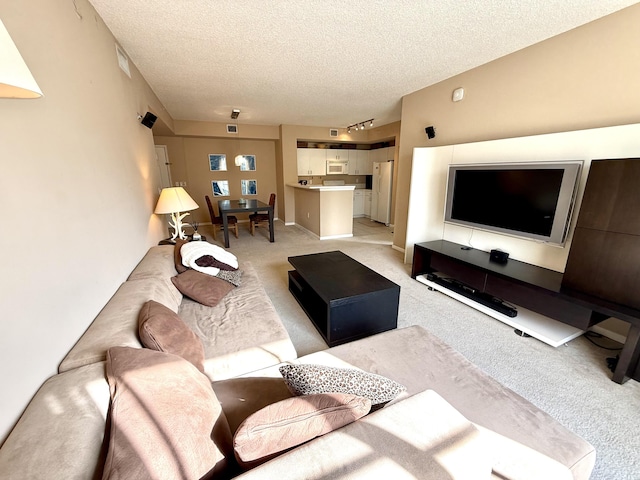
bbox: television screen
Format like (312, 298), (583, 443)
(444, 162), (582, 245)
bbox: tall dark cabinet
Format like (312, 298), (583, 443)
(562, 158), (640, 309)
(562, 158), (640, 383)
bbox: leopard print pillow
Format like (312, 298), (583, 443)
(279, 364), (405, 406)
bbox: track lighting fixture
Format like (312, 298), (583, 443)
(231, 109), (240, 119)
(347, 119), (374, 134)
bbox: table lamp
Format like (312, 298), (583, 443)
(0, 19), (44, 98)
(154, 187), (199, 241)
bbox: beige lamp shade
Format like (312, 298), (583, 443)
(0, 19), (43, 99)
(154, 187), (199, 214)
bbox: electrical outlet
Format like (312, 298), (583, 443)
(307, 212), (310, 219)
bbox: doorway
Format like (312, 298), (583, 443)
(154, 145), (172, 188)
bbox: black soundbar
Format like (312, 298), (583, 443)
(426, 273), (518, 317)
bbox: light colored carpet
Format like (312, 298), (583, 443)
(201, 218), (640, 480)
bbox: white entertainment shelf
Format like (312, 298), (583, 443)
(416, 274), (584, 348)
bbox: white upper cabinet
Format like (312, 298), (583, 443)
(370, 146), (393, 163)
(348, 150), (372, 175)
(297, 148), (327, 175)
(326, 150), (348, 161)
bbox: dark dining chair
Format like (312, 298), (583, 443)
(205, 195), (239, 240)
(249, 193), (275, 236)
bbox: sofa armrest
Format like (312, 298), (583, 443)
(0, 362), (109, 480)
(479, 426), (573, 480)
(236, 389), (492, 480)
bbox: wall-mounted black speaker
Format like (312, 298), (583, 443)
(425, 126), (436, 139)
(140, 112), (157, 129)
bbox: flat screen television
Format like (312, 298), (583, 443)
(444, 162), (582, 245)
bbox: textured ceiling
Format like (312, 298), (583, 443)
(88, 0), (637, 129)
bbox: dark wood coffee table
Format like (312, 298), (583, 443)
(288, 251), (400, 347)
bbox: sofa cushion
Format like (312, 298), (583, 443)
(138, 299), (205, 372)
(234, 390), (492, 480)
(178, 261), (298, 382)
(279, 364), (405, 407)
(298, 325), (596, 480)
(59, 276), (183, 373)
(171, 269), (235, 307)
(127, 245), (182, 288)
(103, 346), (234, 480)
(233, 393), (371, 468)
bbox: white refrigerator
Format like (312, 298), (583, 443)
(371, 161), (393, 225)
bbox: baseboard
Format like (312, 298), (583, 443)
(320, 233), (353, 240)
(293, 224), (319, 239)
(392, 244), (405, 254)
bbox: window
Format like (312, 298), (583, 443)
(241, 179), (257, 195)
(209, 154), (227, 171)
(238, 155), (256, 171)
(212, 180), (229, 196)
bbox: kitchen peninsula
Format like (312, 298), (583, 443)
(290, 183), (355, 239)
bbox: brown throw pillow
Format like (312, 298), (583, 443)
(171, 269), (235, 307)
(103, 347), (234, 480)
(173, 238), (189, 273)
(233, 393), (371, 467)
(279, 364), (406, 408)
(138, 300), (205, 372)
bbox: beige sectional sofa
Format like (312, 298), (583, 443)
(0, 245), (595, 479)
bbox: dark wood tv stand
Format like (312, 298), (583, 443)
(412, 240), (640, 384)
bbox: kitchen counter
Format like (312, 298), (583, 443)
(289, 184), (354, 239)
(289, 183), (356, 191)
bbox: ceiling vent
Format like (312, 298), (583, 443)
(227, 124), (238, 134)
(329, 128), (338, 137)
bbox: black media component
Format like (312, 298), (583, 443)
(490, 249), (509, 264)
(426, 272), (518, 317)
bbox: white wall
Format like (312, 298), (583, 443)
(0, 0), (169, 442)
(405, 123), (640, 270)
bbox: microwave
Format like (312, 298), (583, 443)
(326, 160), (348, 175)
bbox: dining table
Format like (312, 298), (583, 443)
(218, 199), (274, 248)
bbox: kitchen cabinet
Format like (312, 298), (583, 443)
(297, 148), (327, 176)
(371, 146), (393, 163)
(326, 150), (348, 162)
(353, 190), (365, 217)
(364, 190), (372, 217)
(348, 150), (372, 175)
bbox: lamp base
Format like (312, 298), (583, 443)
(168, 211), (191, 241)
